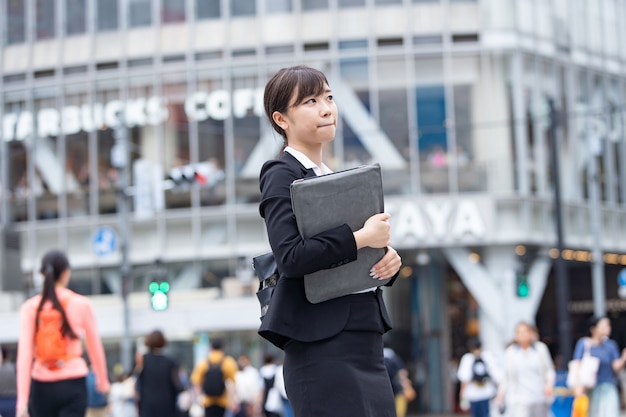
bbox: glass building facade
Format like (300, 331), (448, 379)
(2, 0), (626, 412)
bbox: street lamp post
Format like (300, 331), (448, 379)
(112, 121), (133, 373)
(587, 116), (607, 318)
(547, 98), (573, 364)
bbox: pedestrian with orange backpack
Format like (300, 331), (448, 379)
(16, 249), (110, 417)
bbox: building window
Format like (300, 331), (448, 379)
(231, 0), (255, 16)
(196, 0), (220, 19)
(302, 0), (328, 9)
(416, 85), (450, 193)
(162, 0), (185, 23)
(416, 86), (447, 154)
(64, 89), (92, 217)
(129, 0), (152, 28)
(36, 0), (55, 39)
(162, 75), (193, 210)
(97, 0), (118, 31)
(338, 0), (365, 7)
(34, 89), (61, 220)
(66, 0), (87, 35)
(196, 72), (226, 207)
(339, 39), (368, 50)
(266, 0), (292, 13)
(6, 0), (26, 44)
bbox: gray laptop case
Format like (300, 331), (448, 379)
(290, 163), (390, 303)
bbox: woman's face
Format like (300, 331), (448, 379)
(515, 324), (534, 346)
(592, 318), (611, 338)
(276, 83), (337, 150)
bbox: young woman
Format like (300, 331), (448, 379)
(571, 316), (626, 417)
(258, 65), (402, 417)
(495, 322), (555, 417)
(135, 330), (185, 417)
(16, 249), (109, 417)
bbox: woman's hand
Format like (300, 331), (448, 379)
(17, 407), (29, 417)
(371, 246), (402, 280)
(354, 213), (391, 250)
(574, 385), (586, 397)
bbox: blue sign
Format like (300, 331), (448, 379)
(93, 227), (117, 257)
(619, 268), (626, 287)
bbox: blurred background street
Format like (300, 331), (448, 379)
(2, 0), (626, 416)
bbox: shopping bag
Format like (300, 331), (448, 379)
(566, 339), (599, 389)
(571, 394), (589, 417)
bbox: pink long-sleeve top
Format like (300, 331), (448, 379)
(16, 287), (110, 410)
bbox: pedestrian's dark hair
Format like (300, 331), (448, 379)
(35, 250), (77, 339)
(263, 352), (275, 364)
(263, 65), (330, 153)
(145, 330), (167, 350)
(467, 337), (482, 351)
(211, 339), (223, 350)
(588, 315), (608, 331)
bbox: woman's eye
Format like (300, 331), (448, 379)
(327, 95), (333, 101)
(306, 98), (316, 104)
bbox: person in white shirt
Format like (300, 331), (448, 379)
(495, 322), (555, 417)
(233, 355), (264, 417)
(457, 337), (501, 417)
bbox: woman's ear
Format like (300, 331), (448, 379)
(272, 111), (288, 131)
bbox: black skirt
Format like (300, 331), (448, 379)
(283, 291), (397, 417)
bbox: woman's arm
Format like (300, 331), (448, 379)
(81, 299), (110, 393)
(260, 161), (358, 277)
(16, 302), (36, 417)
(611, 342), (626, 373)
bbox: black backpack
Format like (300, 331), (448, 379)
(202, 359), (225, 396)
(262, 374), (275, 412)
(471, 356), (490, 384)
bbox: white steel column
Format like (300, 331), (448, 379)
(443, 246), (551, 353)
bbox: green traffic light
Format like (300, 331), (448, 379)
(516, 274), (529, 298)
(151, 291), (168, 311)
(149, 280), (170, 310)
(518, 283), (529, 297)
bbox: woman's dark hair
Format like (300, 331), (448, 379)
(588, 315), (608, 331)
(263, 65), (330, 151)
(35, 250), (77, 339)
(145, 330), (167, 350)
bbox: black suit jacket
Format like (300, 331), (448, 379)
(258, 152), (395, 349)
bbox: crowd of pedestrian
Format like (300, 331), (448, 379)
(7, 248), (626, 417)
(2, 249), (302, 417)
(456, 316), (626, 417)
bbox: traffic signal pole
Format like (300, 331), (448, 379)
(548, 98), (573, 365)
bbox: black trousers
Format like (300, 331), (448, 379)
(204, 405), (226, 417)
(29, 377), (87, 417)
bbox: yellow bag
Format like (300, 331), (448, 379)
(571, 394), (589, 417)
